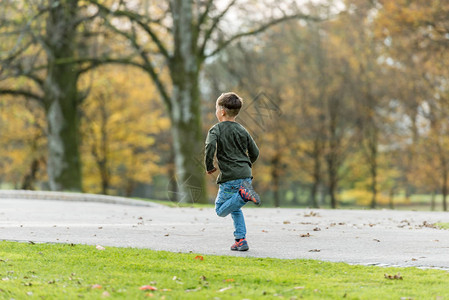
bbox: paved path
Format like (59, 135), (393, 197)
(1, 195), (448, 270)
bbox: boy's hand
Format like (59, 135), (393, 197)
(206, 167), (217, 174)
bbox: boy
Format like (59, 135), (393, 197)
(204, 92), (261, 251)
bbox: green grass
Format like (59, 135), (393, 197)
(0, 242), (448, 299)
(437, 222), (449, 229)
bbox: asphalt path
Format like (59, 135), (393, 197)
(1, 196), (448, 270)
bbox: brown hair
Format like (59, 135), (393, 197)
(217, 92), (243, 117)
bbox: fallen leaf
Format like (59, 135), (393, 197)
(309, 249), (321, 252)
(283, 221), (291, 224)
(140, 285), (158, 291)
(373, 239), (380, 242)
(218, 286), (233, 292)
(102, 291), (110, 297)
(313, 227), (321, 231)
(91, 284), (102, 289)
(384, 273), (403, 280)
(194, 256), (204, 261)
(96, 245), (105, 251)
(300, 233), (311, 238)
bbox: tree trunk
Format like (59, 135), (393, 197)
(169, 70), (207, 203)
(168, 0), (207, 203)
(21, 159), (40, 190)
(271, 154), (281, 207)
(310, 139), (321, 208)
(43, 0), (82, 192)
(430, 190), (436, 211)
(369, 128), (378, 209)
(442, 169), (448, 212)
(388, 187), (395, 210)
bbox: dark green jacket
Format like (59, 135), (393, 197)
(205, 121), (259, 184)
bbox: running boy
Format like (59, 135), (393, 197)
(204, 92), (261, 251)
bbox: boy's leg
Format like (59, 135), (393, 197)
(231, 209), (246, 240)
(215, 179), (247, 218)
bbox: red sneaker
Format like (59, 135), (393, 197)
(231, 239), (249, 251)
(239, 181), (261, 206)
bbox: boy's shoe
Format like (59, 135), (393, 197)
(231, 239), (249, 251)
(239, 181), (261, 206)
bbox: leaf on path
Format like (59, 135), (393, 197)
(262, 230), (268, 233)
(96, 245), (105, 251)
(304, 211), (320, 217)
(140, 285), (157, 291)
(373, 239), (380, 242)
(313, 227), (321, 231)
(384, 273), (403, 280)
(300, 233), (311, 237)
(283, 220), (291, 224)
(309, 249), (321, 252)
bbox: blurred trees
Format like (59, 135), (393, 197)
(79, 66), (170, 196)
(0, 0), (101, 191)
(84, 0), (315, 203)
(1, 0), (449, 210)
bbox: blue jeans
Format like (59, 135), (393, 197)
(215, 178), (250, 240)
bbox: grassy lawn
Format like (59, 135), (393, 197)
(0, 242), (448, 299)
(437, 222), (449, 229)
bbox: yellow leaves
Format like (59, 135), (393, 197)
(0, 96), (47, 186)
(79, 65), (170, 194)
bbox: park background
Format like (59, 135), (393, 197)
(1, 0), (448, 211)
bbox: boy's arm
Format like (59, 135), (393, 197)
(247, 134), (259, 164)
(204, 127), (218, 173)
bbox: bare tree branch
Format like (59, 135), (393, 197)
(0, 89), (43, 103)
(197, 0), (215, 27)
(206, 13), (322, 58)
(87, 0), (171, 59)
(199, 0), (237, 56)
(99, 19), (172, 111)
